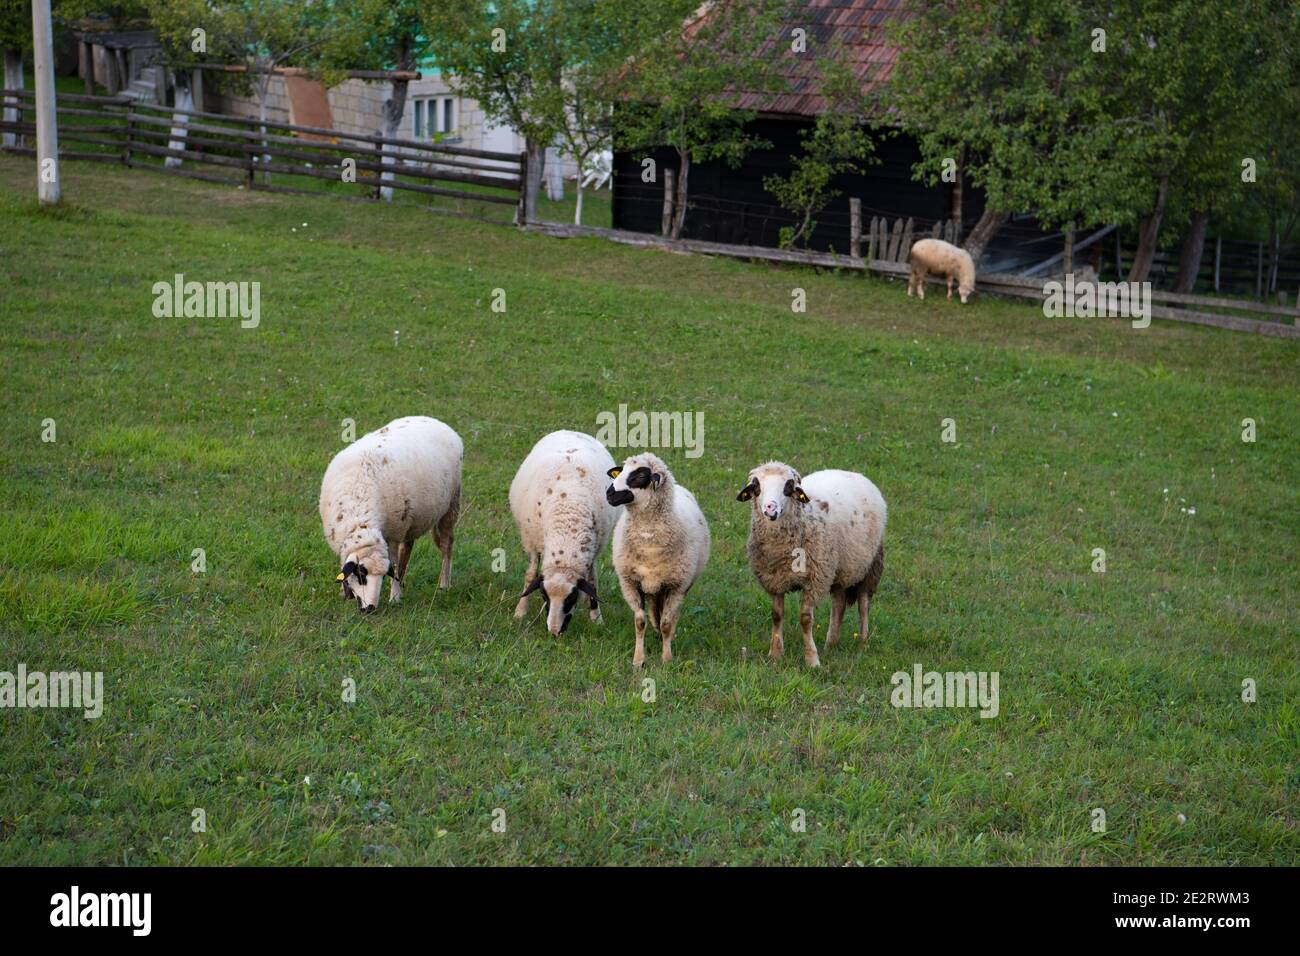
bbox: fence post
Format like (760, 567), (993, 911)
(867, 217), (877, 262)
(1213, 235), (1221, 292)
(1255, 242), (1263, 298)
(78, 40), (92, 95)
(661, 168), (674, 237)
(849, 197), (861, 259)
(123, 98), (133, 167)
(887, 218), (903, 262)
(1063, 226), (1074, 276)
(900, 217), (914, 262)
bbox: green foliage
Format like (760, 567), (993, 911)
(765, 46), (879, 249)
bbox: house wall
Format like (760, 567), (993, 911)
(612, 116), (986, 252)
(205, 72), (578, 177)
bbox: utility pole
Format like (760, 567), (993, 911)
(32, 0), (60, 203)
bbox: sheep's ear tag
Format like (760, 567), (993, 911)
(336, 572), (346, 582)
(796, 489), (810, 503)
(607, 466), (622, 479)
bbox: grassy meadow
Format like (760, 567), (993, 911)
(0, 154), (1296, 865)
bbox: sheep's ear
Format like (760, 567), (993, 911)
(795, 488), (810, 503)
(783, 479), (809, 503)
(607, 466), (622, 479)
(575, 578), (598, 604)
(736, 478), (758, 502)
(519, 574), (544, 599)
(342, 560), (357, 577)
(651, 473), (662, 489)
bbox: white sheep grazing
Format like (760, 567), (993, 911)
(908, 238), (976, 303)
(606, 452), (711, 668)
(319, 416), (462, 613)
(510, 430), (618, 635)
(737, 462), (886, 667)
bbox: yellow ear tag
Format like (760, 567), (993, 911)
(336, 572), (346, 581)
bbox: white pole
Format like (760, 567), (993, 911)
(32, 0), (59, 203)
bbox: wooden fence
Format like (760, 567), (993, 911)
(0, 88), (525, 215)
(527, 219), (1300, 339)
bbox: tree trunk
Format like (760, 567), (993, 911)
(963, 207), (1009, 265)
(949, 146), (965, 238)
(1128, 176), (1169, 284)
(380, 78), (409, 202)
(255, 64), (272, 185)
(574, 174), (584, 225)
(671, 148), (690, 240)
(1173, 209), (1209, 293)
(524, 136), (545, 222)
(2, 49), (22, 149)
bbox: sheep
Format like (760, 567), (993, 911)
(907, 238), (976, 303)
(319, 416), (462, 613)
(605, 452), (711, 668)
(510, 430), (618, 635)
(736, 461), (886, 667)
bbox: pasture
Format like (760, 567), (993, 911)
(0, 155), (1296, 865)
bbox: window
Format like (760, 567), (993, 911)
(413, 97), (456, 138)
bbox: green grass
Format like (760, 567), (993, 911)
(0, 154), (1296, 866)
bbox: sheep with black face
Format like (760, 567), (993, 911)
(509, 430), (618, 635)
(737, 461), (886, 667)
(606, 452), (710, 668)
(320, 416), (462, 613)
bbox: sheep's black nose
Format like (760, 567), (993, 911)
(606, 486), (634, 506)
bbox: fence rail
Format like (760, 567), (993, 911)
(0, 88), (525, 213)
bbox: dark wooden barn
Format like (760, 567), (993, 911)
(610, 0), (1052, 270)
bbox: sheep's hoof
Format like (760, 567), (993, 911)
(805, 655), (821, 668)
(632, 657), (644, 670)
(589, 608), (602, 623)
(661, 649), (672, 663)
(512, 603), (528, 619)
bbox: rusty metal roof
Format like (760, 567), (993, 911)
(719, 0), (911, 118)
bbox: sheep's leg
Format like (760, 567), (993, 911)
(798, 592), (821, 668)
(433, 494), (458, 589)
(916, 271), (926, 300)
(657, 588), (687, 664)
(514, 553), (538, 618)
(586, 560), (602, 623)
(768, 593), (784, 659)
(647, 590), (662, 633)
(826, 589), (847, 648)
(947, 274), (955, 299)
(619, 576), (648, 669)
(860, 544), (883, 645)
(389, 540), (412, 604)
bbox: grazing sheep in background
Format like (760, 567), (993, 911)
(737, 461), (886, 667)
(510, 430), (617, 635)
(320, 416), (462, 613)
(606, 452), (710, 668)
(908, 238), (976, 303)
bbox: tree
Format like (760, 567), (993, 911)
(890, 1), (1148, 265)
(616, 0), (789, 239)
(764, 45), (878, 249)
(423, 0), (675, 224)
(320, 0), (427, 200)
(1098, 0), (1291, 285)
(149, 0), (335, 180)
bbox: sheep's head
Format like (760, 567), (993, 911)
(605, 453), (670, 508)
(737, 461), (808, 522)
(520, 568), (598, 635)
(338, 527), (390, 613)
(958, 279), (974, 304)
